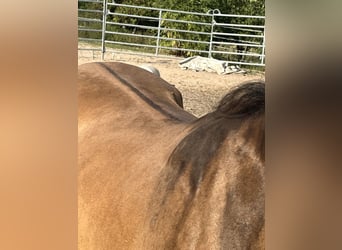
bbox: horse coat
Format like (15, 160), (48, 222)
(78, 62), (265, 249)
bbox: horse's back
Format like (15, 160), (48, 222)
(78, 62), (194, 249)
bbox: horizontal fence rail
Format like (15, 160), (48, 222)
(78, 0), (265, 67)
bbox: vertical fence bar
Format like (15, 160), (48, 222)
(208, 9), (220, 58)
(101, 0), (108, 61)
(261, 30), (265, 65)
(208, 12), (215, 58)
(155, 10), (162, 56)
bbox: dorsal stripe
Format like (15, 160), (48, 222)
(98, 62), (183, 122)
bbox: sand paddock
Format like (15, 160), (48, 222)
(78, 49), (264, 117)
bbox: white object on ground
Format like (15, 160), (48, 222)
(179, 56), (246, 75)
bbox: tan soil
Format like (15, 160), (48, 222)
(78, 47), (264, 117)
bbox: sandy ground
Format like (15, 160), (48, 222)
(78, 47), (265, 117)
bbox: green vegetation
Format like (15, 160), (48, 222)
(78, 0), (265, 66)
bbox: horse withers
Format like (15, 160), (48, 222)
(78, 62), (265, 249)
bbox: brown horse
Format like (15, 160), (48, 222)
(78, 62), (265, 249)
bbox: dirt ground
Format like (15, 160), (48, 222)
(78, 48), (265, 117)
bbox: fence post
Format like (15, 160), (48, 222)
(155, 10), (162, 56)
(101, 0), (108, 61)
(208, 14), (214, 58)
(261, 31), (265, 65)
(208, 9), (219, 58)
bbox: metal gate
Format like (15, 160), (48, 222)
(78, 0), (265, 67)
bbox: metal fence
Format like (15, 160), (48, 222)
(78, 0), (265, 67)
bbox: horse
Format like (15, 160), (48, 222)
(78, 62), (265, 249)
(138, 64), (161, 77)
